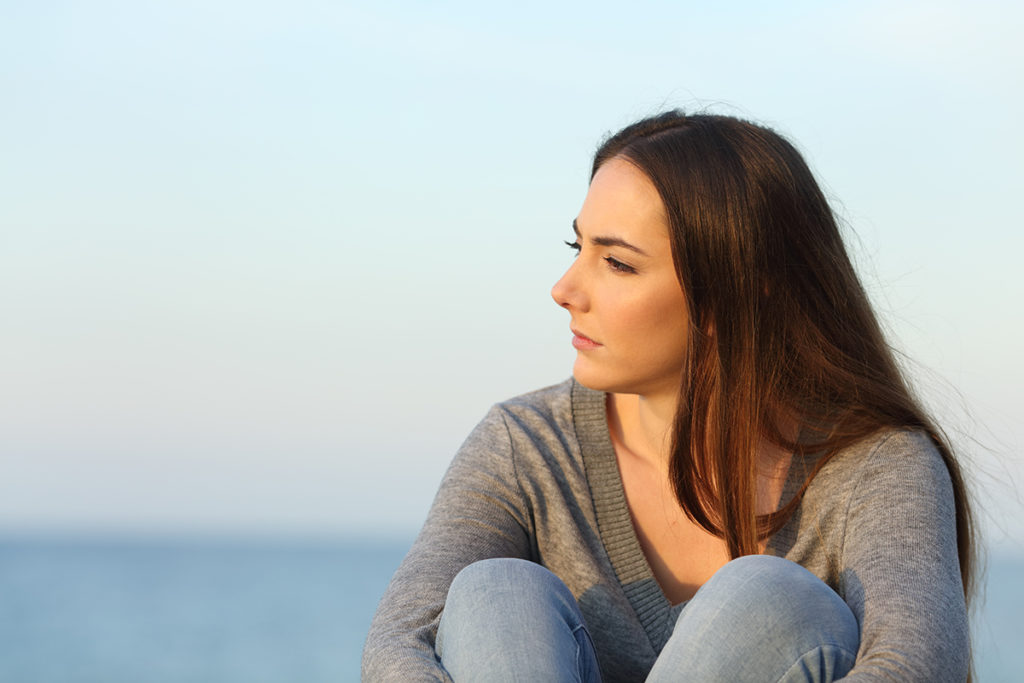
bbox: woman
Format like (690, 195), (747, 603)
(362, 111), (975, 681)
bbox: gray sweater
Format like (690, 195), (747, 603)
(362, 379), (968, 682)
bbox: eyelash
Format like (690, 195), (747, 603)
(564, 240), (636, 274)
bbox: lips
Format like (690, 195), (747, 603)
(571, 329), (601, 350)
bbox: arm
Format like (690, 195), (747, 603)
(361, 406), (534, 682)
(839, 430), (969, 681)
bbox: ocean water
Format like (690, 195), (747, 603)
(0, 535), (1020, 682)
(0, 536), (407, 683)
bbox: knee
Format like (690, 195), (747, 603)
(697, 555), (859, 648)
(714, 553), (802, 578)
(439, 559), (599, 682)
(448, 558), (553, 599)
(450, 557), (544, 586)
(707, 555), (832, 602)
(654, 556), (859, 681)
(445, 558), (570, 617)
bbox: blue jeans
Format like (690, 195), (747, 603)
(436, 556), (859, 682)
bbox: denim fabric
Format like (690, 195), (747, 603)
(647, 555), (858, 682)
(437, 558), (601, 682)
(436, 555), (858, 682)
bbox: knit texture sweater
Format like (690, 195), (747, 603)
(362, 379), (968, 682)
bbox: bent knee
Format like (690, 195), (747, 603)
(708, 555), (837, 603)
(698, 555), (859, 644)
(449, 558), (551, 594)
(447, 558), (565, 607)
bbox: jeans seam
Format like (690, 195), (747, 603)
(774, 644), (858, 683)
(571, 623), (597, 683)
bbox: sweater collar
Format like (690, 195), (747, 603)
(570, 379), (675, 651)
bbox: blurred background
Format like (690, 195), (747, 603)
(2, 0), (1021, 680)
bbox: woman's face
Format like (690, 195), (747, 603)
(551, 157), (690, 398)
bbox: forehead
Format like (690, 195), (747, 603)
(579, 157), (669, 237)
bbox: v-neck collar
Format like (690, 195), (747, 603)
(570, 380), (676, 651)
(570, 380), (818, 652)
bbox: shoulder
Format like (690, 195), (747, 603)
(455, 379), (579, 453)
(795, 428), (958, 560)
(484, 378), (587, 436)
(804, 428), (959, 565)
(836, 427), (940, 460)
(815, 428), (953, 499)
(460, 378), (603, 471)
(497, 377), (576, 413)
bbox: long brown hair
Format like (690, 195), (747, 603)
(593, 111), (976, 603)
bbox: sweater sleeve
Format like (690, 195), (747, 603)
(838, 431), (969, 681)
(361, 405), (534, 682)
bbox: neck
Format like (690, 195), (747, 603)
(607, 389), (679, 471)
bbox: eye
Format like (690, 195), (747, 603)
(564, 240), (581, 256)
(604, 256), (636, 274)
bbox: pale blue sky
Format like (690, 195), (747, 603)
(2, 0), (1022, 551)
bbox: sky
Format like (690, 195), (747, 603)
(2, 0), (1022, 554)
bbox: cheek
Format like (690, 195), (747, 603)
(597, 277), (688, 355)
(631, 284), (685, 326)
(633, 291), (688, 352)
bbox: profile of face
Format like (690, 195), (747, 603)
(551, 157), (690, 398)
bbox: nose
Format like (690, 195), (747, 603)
(551, 260), (587, 312)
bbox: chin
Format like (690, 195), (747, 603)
(571, 365), (641, 396)
(572, 359), (680, 397)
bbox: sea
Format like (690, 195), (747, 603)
(0, 535), (1020, 682)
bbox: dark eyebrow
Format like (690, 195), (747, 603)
(572, 219), (649, 257)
